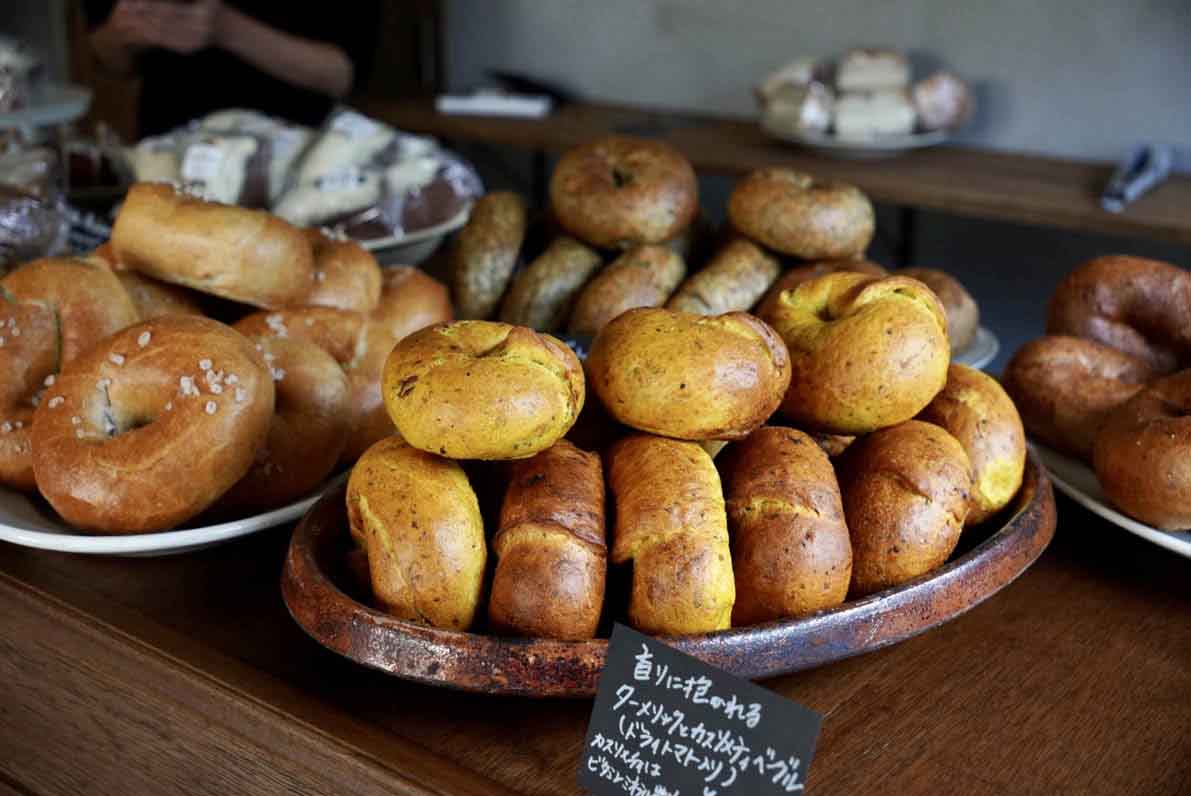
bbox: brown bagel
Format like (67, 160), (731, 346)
(722, 426), (852, 624)
(755, 258), (887, 319)
(451, 191), (527, 319)
(568, 244), (686, 338)
(1093, 370), (1191, 530)
(0, 258), (141, 490)
(918, 364), (1026, 525)
(1001, 335), (1154, 461)
(31, 316), (274, 533)
(761, 272), (950, 435)
(1047, 255), (1191, 374)
(299, 228), (383, 314)
(115, 270), (206, 319)
(382, 321), (585, 460)
(111, 182), (314, 308)
(900, 267), (979, 352)
(587, 308), (791, 441)
(499, 236), (602, 332)
(838, 420), (972, 597)
(665, 238), (780, 316)
(728, 168), (874, 259)
(218, 336), (350, 513)
(550, 136), (698, 249)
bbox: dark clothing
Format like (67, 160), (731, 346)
(84, 0), (380, 136)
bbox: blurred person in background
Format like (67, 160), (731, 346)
(84, 0), (381, 135)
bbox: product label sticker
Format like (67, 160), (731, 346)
(180, 143), (224, 183)
(330, 110), (382, 140)
(579, 624), (822, 796)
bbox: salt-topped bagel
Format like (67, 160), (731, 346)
(31, 316), (274, 533)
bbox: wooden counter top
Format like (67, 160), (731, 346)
(0, 493), (1188, 795)
(360, 98), (1191, 247)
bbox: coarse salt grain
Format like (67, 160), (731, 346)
(305, 318), (315, 326)
(0, 338), (6, 347)
(234, 388), (247, 403)
(30, 395), (39, 407)
(10, 327), (18, 337)
(43, 374), (55, 387)
(138, 331), (151, 347)
(76, 429), (84, 438)
(164, 401), (173, 411)
(71, 416), (80, 425)
(210, 384), (223, 394)
(205, 401), (217, 415)
(109, 353), (125, 365)
(314, 271), (327, 282)
(199, 358), (212, 371)
(263, 352), (275, 362)
(13, 421), (21, 430)
(0, 422), (10, 433)
(271, 367), (286, 381)
(48, 396), (64, 409)
(226, 373), (238, 385)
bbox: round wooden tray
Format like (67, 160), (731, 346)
(282, 452), (1055, 698)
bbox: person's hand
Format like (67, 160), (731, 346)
(102, 0), (223, 55)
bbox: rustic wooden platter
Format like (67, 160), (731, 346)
(282, 452), (1055, 698)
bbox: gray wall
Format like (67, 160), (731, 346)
(446, 0), (1191, 162)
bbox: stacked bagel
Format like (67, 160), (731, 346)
(447, 136), (983, 358)
(0, 182), (451, 533)
(1004, 255), (1191, 530)
(347, 136), (1029, 641)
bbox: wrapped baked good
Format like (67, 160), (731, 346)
(0, 36), (41, 112)
(176, 132), (270, 207)
(0, 148), (67, 273)
(837, 48), (911, 92)
(755, 57), (830, 105)
(913, 71), (972, 131)
(763, 82), (835, 134)
(834, 90), (917, 138)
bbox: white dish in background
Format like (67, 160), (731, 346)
(0, 474), (345, 557)
(1031, 443), (1191, 560)
(760, 113), (950, 159)
(953, 326), (999, 370)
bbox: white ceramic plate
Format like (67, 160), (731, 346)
(0, 83), (92, 130)
(1031, 443), (1191, 559)
(358, 204), (471, 254)
(953, 326), (999, 371)
(0, 474), (345, 557)
(760, 115), (950, 159)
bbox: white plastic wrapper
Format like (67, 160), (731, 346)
(0, 148), (68, 273)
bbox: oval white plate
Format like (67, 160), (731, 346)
(358, 204), (471, 253)
(0, 474), (344, 557)
(954, 326), (999, 371)
(1031, 443), (1191, 559)
(760, 115), (950, 160)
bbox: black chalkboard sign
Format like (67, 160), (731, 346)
(579, 624), (822, 795)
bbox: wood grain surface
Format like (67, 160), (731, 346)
(0, 492), (1188, 795)
(359, 98), (1191, 247)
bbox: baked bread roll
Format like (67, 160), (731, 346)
(1094, 370), (1191, 530)
(568, 244), (686, 337)
(913, 71), (972, 131)
(761, 82), (834, 134)
(451, 192), (528, 319)
(383, 321), (585, 460)
(218, 336), (350, 513)
(587, 308), (790, 441)
(918, 364), (1025, 525)
(31, 316), (275, 533)
(755, 259), (887, 319)
(0, 257), (141, 490)
(900, 268), (979, 352)
(500, 236), (602, 332)
(344, 266), (454, 462)
(550, 136), (698, 249)
(665, 238), (780, 316)
(838, 420), (972, 597)
(834, 90), (917, 139)
(837, 48), (911, 92)
(489, 440), (606, 639)
(728, 168), (874, 260)
(1001, 335), (1153, 461)
(761, 272), (949, 434)
(607, 434), (734, 634)
(299, 228), (383, 314)
(111, 182), (314, 309)
(114, 271), (206, 320)
(347, 436), (486, 630)
(1047, 255), (1191, 374)
(722, 427), (851, 625)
